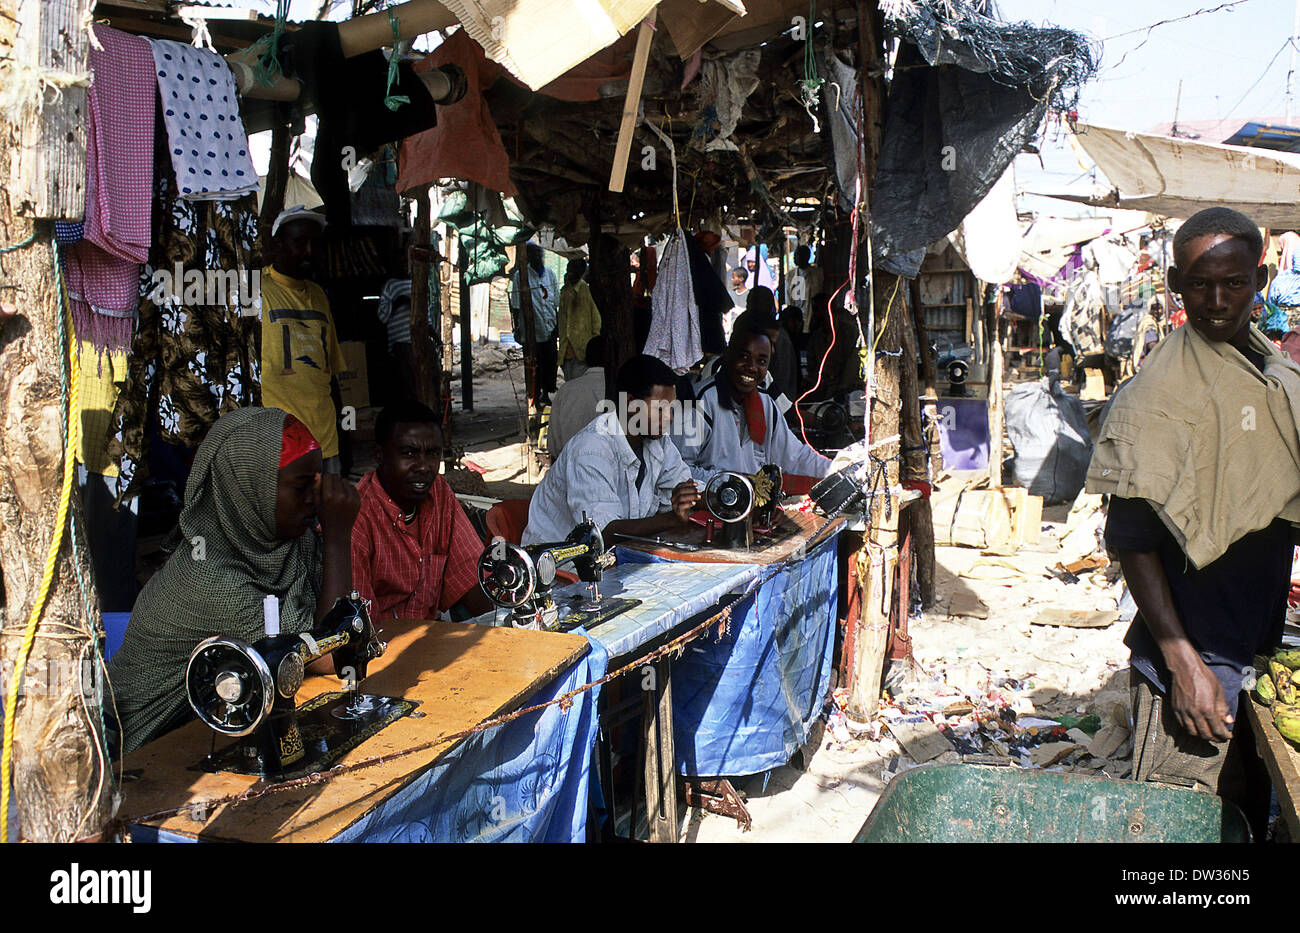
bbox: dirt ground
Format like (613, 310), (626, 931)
(685, 505), (1134, 842)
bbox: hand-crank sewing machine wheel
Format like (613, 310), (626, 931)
(186, 636), (275, 737)
(478, 542), (538, 608)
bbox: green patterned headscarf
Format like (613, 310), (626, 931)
(109, 407), (322, 754)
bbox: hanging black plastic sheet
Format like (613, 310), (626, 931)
(869, 41), (1049, 276)
(862, 2), (1097, 277)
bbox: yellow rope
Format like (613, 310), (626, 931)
(871, 275), (903, 355)
(1, 258), (81, 844)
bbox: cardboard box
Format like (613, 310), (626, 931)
(337, 341), (369, 410)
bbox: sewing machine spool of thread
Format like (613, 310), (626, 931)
(263, 594), (280, 637)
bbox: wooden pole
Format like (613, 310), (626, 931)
(899, 296), (935, 608)
(909, 277), (937, 396)
(8, 0), (89, 219)
(516, 246), (539, 415)
(585, 197), (636, 402)
(608, 11), (657, 194)
(408, 191), (438, 409)
(258, 120), (291, 255)
(988, 286), (1005, 488)
(906, 279), (937, 606)
(778, 235), (787, 306)
(459, 248), (473, 412)
(846, 0), (899, 722)
(0, 0), (111, 842)
(229, 0), (459, 101)
(440, 227), (455, 464)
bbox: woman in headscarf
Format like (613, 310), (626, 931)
(108, 407), (360, 755)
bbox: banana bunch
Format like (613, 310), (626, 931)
(1258, 649), (1300, 746)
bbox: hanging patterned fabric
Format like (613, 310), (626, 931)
(106, 164), (262, 504)
(147, 38), (259, 201)
(645, 229), (703, 372)
(66, 25), (156, 353)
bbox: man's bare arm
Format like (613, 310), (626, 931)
(1117, 548), (1233, 742)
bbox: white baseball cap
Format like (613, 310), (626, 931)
(271, 205), (327, 238)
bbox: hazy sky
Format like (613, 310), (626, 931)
(998, 0), (1295, 210)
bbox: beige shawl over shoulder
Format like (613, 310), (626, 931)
(1086, 323), (1300, 569)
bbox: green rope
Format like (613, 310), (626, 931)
(383, 9), (410, 112)
(50, 240), (98, 627)
(0, 231), (36, 253)
(799, 0), (824, 129)
(51, 239), (117, 790)
(802, 0), (821, 88)
(250, 0), (290, 89)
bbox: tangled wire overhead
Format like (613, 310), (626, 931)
(881, 0), (1101, 112)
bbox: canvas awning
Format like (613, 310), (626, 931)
(1064, 123), (1300, 228)
(441, 0), (747, 90)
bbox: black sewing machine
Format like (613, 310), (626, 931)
(704, 471), (755, 549)
(703, 466), (798, 550)
(186, 590), (415, 779)
(477, 519), (639, 631)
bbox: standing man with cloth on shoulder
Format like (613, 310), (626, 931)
(1088, 207), (1298, 838)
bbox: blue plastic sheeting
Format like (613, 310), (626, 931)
(587, 556), (761, 659)
(935, 397), (990, 471)
(620, 538), (839, 777)
(131, 642), (607, 843)
(1270, 271), (1300, 307)
(102, 612), (130, 662)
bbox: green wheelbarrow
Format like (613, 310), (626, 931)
(854, 764), (1250, 843)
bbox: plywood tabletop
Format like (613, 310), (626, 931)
(613, 508), (843, 565)
(1245, 695), (1300, 841)
(121, 619), (589, 843)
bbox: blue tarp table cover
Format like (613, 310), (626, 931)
(616, 536), (839, 777)
(580, 558), (763, 659)
(329, 639), (607, 842)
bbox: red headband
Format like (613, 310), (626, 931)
(279, 414), (321, 468)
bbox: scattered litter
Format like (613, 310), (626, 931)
(887, 719), (956, 763)
(1089, 725), (1131, 760)
(1031, 608), (1118, 629)
(948, 592), (989, 619)
(1050, 713), (1101, 734)
(960, 557), (1026, 582)
(1030, 741), (1083, 767)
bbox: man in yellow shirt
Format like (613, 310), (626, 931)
(259, 206), (347, 471)
(557, 258), (602, 381)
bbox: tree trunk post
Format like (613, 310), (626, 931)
(846, 0), (901, 721)
(0, 0), (112, 842)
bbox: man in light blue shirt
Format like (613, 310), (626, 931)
(524, 355), (699, 545)
(509, 243), (560, 406)
(675, 322), (831, 487)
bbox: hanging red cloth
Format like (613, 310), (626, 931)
(398, 31), (517, 197)
(742, 390), (766, 444)
(632, 245), (658, 298)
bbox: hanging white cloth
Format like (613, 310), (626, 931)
(147, 38), (258, 201)
(646, 229), (703, 372)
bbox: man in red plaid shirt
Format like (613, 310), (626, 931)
(351, 401), (493, 621)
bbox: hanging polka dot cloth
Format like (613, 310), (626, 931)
(146, 38), (259, 202)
